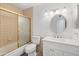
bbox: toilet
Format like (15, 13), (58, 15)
(24, 36), (40, 56)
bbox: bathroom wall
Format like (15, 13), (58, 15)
(33, 3), (77, 39)
(23, 7), (33, 18)
(0, 9), (18, 55)
(0, 3), (23, 15)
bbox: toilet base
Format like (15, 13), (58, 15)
(28, 52), (36, 56)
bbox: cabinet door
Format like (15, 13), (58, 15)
(18, 16), (30, 47)
(43, 44), (51, 56)
(54, 49), (64, 56)
(50, 48), (64, 56)
(0, 10), (18, 55)
(49, 48), (55, 56)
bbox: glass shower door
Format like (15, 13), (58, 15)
(18, 16), (30, 47)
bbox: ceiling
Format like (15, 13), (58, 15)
(9, 3), (41, 10)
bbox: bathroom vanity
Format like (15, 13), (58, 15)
(42, 13), (79, 56)
(43, 37), (79, 56)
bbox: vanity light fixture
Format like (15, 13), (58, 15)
(44, 7), (67, 17)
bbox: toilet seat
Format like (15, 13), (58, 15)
(25, 43), (36, 54)
(24, 36), (40, 56)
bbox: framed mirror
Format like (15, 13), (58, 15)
(50, 14), (67, 34)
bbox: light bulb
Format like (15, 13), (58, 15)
(44, 12), (48, 16)
(62, 8), (67, 13)
(55, 9), (60, 14)
(49, 11), (53, 15)
(62, 7), (67, 13)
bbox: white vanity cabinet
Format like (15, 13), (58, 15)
(49, 48), (64, 56)
(43, 41), (64, 56)
(43, 37), (79, 56)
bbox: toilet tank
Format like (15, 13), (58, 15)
(32, 36), (40, 44)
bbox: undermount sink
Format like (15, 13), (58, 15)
(43, 36), (79, 46)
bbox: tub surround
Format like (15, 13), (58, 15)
(4, 44), (27, 56)
(0, 3), (31, 55)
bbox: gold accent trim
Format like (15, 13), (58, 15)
(0, 7), (23, 16)
(29, 17), (32, 42)
(17, 15), (19, 48)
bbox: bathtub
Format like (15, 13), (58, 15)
(4, 44), (29, 56)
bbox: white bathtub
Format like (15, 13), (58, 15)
(4, 44), (28, 56)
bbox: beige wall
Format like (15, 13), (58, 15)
(0, 3), (23, 15)
(23, 7), (33, 18)
(0, 10), (18, 55)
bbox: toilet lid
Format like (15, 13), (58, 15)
(25, 43), (36, 53)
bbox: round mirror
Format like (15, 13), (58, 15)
(50, 14), (67, 34)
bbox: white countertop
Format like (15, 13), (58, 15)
(43, 36), (79, 47)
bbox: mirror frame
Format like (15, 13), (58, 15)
(50, 14), (67, 34)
